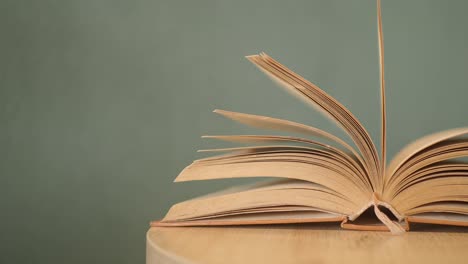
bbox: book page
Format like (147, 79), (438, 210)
(212, 109), (364, 169)
(391, 177), (468, 214)
(161, 179), (357, 223)
(385, 140), (468, 196)
(247, 53), (381, 193)
(177, 143), (371, 202)
(405, 201), (468, 216)
(384, 128), (468, 199)
(154, 211), (344, 226)
(384, 134), (468, 228)
(377, 0), (387, 178)
(389, 162), (468, 198)
(201, 134), (367, 180)
(386, 128), (468, 180)
(407, 213), (468, 226)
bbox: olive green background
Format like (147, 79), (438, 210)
(2, 0), (468, 263)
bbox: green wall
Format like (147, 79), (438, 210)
(2, 0), (468, 263)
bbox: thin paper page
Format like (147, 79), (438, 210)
(246, 53), (381, 192)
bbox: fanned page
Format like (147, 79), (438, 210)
(155, 179), (349, 226)
(172, 52), (381, 193)
(152, 52), (383, 228)
(245, 53), (381, 192)
(154, 0), (468, 233)
(382, 129), (468, 228)
(154, 50), (397, 230)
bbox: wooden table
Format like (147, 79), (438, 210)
(146, 223), (468, 264)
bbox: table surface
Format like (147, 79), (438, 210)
(147, 223), (468, 264)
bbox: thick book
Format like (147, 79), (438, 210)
(152, 0), (468, 234)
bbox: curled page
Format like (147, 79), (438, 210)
(246, 53), (381, 192)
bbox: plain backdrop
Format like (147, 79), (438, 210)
(2, 0), (468, 263)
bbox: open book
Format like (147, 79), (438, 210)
(152, 0), (468, 234)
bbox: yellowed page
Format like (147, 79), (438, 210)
(407, 213), (468, 226)
(377, 0), (387, 178)
(391, 164), (468, 199)
(386, 127), (468, 183)
(385, 140), (468, 198)
(176, 161), (369, 204)
(197, 145), (371, 190)
(405, 202), (468, 216)
(168, 179), (347, 222)
(201, 134), (366, 175)
(155, 211), (344, 226)
(198, 153), (363, 191)
(162, 182), (358, 222)
(246, 53), (380, 192)
(213, 109), (364, 169)
(391, 177), (468, 213)
(182, 206), (330, 221)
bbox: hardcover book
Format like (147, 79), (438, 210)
(152, 0), (468, 234)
